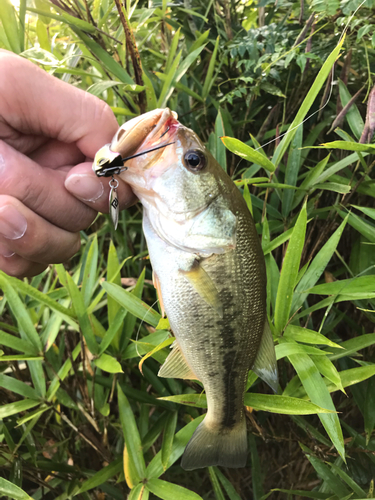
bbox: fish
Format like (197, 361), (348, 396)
(93, 108), (278, 470)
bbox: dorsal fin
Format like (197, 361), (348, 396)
(158, 341), (200, 380)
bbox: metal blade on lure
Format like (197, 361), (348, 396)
(109, 177), (119, 230)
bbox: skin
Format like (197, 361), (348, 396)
(0, 50), (137, 278)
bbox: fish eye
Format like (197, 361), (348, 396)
(184, 150), (206, 172)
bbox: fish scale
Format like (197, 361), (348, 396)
(93, 107), (278, 470)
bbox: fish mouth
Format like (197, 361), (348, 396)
(111, 108), (179, 160)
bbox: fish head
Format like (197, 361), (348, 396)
(111, 108), (225, 220)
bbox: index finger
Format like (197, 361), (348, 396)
(0, 50), (119, 157)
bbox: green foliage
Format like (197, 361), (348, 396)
(1, 0), (375, 498)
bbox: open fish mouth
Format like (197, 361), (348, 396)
(112, 108), (179, 160)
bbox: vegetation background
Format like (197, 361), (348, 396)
(1, 0), (375, 498)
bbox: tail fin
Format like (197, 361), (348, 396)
(181, 418), (247, 470)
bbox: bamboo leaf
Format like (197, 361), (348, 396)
(202, 36), (219, 99)
(0, 478), (33, 500)
(289, 354), (345, 459)
(94, 353), (123, 373)
(221, 137), (276, 172)
(146, 416), (204, 478)
(273, 39), (344, 167)
(159, 393), (334, 414)
(77, 458), (123, 494)
(161, 411), (178, 472)
(292, 215), (348, 312)
(147, 478), (203, 500)
(274, 204), (307, 333)
(118, 384), (146, 481)
(0, 0), (21, 53)
(102, 281), (161, 328)
(0, 399), (40, 420)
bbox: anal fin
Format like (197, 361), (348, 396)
(158, 340), (199, 381)
(252, 320), (278, 392)
(179, 261), (223, 318)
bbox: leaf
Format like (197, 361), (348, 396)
(315, 141), (375, 152)
(0, 329), (38, 354)
(146, 478), (203, 500)
(99, 308), (127, 356)
(161, 411), (178, 472)
(338, 80), (364, 140)
(272, 39), (344, 167)
(117, 384), (146, 481)
(221, 137), (275, 172)
(139, 337), (174, 375)
(0, 0), (21, 54)
(0, 374), (39, 400)
(0, 399), (40, 420)
(159, 393), (334, 414)
(274, 204), (307, 333)
(336, 209), (375, 243)
(81, 235), (98, 308)
(146, 416), (204, 478)
(215, 109), (227, 171)
(276, 342), (331, 360)
(284, 325), (343, 348)
(282, 124), (303, 217)
(66, 273), (99, 355)
(102, 282), (161, 327)
(202, 36), (219, 99)
(288, 354), (345, 459)
(128, 484), (149, 500)
(300, 444), (350, 497)
(0, 478), (33, 500)
(352, 205), (375, 221)
(208, 467), (226, 500)
(77, 458), (123, 494)
(306, 275), (375, 295)
(0, 272), (42, 350)
(214, 468), (242, 500)
(94, 353), (123, 373)
(292, 215), (348, 312)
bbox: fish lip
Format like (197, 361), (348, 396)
(136, 108), (179, 152)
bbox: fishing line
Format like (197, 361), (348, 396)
(135, 298), (160, 359)
(251, 0), (367, 154)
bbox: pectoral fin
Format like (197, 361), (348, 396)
(153, 271), (165, 318)
(158, 341), (199, 380)
(179, 261), (223, 318)
(252, 320), (278, 392)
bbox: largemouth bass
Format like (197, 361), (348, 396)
(93, 108), (278, 470)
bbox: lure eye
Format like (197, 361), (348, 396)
(98, 158), (107, 165)
(184, 150), (206, 172)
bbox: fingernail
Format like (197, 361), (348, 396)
(0, 205), (27, 240)
(65, 174), (104, 202)
(0, 242), (15, 258)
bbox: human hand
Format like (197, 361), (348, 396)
(0, 50), (136, 278)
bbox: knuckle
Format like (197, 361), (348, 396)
(0, 255), (46, 278)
